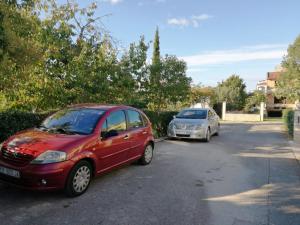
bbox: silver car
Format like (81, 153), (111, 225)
(167, 108), (220, 142)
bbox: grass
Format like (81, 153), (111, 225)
(264, 117), (283, 122)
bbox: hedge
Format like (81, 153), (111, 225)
(144, 110), (178, 138)
(0, 109), (178, 142)
(282, 109), (294, 138)
(0, 110), (53, 142)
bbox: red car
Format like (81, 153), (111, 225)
(0, 105), (154, 197)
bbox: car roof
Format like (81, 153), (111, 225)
(68, 104), (138, 111)
(183, 108), (210, 111)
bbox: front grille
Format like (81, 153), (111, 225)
(1, 147), (34, 166)
(175, 123), (195, 130)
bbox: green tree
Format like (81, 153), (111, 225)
(216, 75), (247, 110)
(152, 27), (160, 65)
(244, 90), (266, 112)
(276, 35), (300, 102)
(119, 36), (149, 107)
(190, 85), (217, 107)
(148, 55), (191, 110)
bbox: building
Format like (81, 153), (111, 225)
(257, 70), (295, 116)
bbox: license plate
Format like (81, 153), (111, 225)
(0, 166), (20, 178)
(176, 130), (190, 135)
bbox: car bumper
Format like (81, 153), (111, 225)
(0, 159), (75, 191)
(167, 128), (206, 139)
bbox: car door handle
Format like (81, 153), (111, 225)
(123, 135), (129, 140)
(142, 131), (148, 134)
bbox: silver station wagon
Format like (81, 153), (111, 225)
(167, 108), (220, 142)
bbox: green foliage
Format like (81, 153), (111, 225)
(282, 109), (294, 138)
(0, 3), (191, 113)
(144, 110), (178, 138)
(276, 35), (300, 102)
(0, 110), (53, 142)
(216, 75), (247, 111)
(244, 90), (266, 113)
(190, 85), (217, 106)
(152, 27), (160, 66)
(148, 54), (191, 111)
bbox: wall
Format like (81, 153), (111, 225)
(223, 113), (261, 122)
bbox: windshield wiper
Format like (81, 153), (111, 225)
(49, 127), (87, 135)
(37, 125), (49, 131)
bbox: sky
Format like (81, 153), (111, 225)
(63, 0), (300, 91)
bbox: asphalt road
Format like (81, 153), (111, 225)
(1, 122), (300, 225)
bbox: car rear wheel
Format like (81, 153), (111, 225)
(139, 144), (153, 165)
(204, 128), (211, 142)
(65, 160), (92, 197)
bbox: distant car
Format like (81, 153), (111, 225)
(0, 105), (154, 197)
(167, 108), (220, 142)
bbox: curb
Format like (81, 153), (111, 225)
(154, 137), (167, 143)
(290, 141), (300, 163)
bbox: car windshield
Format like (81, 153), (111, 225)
(40, 108), (106, 135)
(176, 109), (207, 119)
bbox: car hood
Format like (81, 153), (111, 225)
(172, 118), (207, 124)
(2, 129), (88, 158)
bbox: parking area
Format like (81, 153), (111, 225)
(1, 122), (300, 225)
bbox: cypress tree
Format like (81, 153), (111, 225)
(152, 27), (160, 65)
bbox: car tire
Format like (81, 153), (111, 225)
(204, 128), (211, 142)
(215, 124), (220, 136)
(139, 144), (154, 165)
(64, 160), (92, 197)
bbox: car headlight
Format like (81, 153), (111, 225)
(168, 122), (175, 129)
(194, 124), (205, 130)
(31, 150), (67, 164)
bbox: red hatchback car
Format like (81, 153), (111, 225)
(0, 105), (154, 197)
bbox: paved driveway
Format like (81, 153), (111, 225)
(1, 122), (300, 225)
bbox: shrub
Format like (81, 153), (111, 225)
(282, 109), (294, 138)
(144, 110), (178, 138)
(0, 110), (51, 142)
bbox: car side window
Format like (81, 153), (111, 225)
(141, 113), (149, 126)
(106, 111), (127, 133)
(208, 110), (213, 118)
(127, 110), (144, 129)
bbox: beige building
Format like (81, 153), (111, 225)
(257, 70), (295, 116)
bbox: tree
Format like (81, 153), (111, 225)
(118, 36), (149, 107)
(244, 90), (266, 112)
(0, 2), (192, 113)
(152, 27), (160, 65)
(148, 55), (191, 110)
(276, 35), (300, 102)
(216, 75), (247, 110)
(190, 85), (217, 107)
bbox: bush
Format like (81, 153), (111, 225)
(282, 109), (294, 138)
(144, 110), (178, 138)
(0, 110), (51, 142)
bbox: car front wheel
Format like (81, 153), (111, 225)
(204, 128), (211, 142)
(65, 160), (92, 197)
